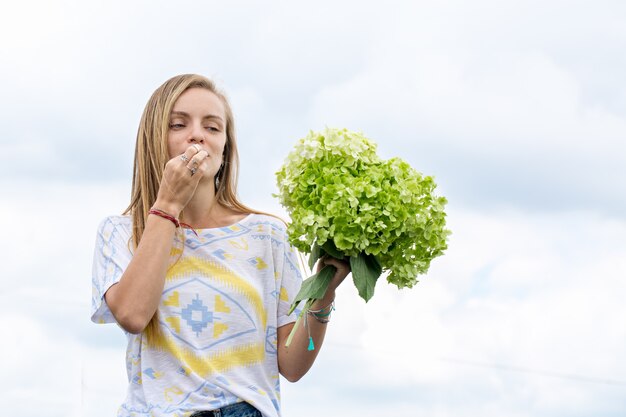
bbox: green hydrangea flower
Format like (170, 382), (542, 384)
(275, 127), (450, 305)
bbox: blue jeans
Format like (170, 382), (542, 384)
(189, 402), (261, 417)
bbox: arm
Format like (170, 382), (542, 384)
(104, 146), (209, 333)
(277, 256), (350, 382)
(103, 215), (177, 333)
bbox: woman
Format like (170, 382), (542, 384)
(91, 74), (349, 417)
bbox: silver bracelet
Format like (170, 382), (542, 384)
(307, 300), (335, 323)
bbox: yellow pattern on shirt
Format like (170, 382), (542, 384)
(148, 331), (266, 378)
(165, 256), (267, 329)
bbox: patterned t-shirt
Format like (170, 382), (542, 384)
(91, 213), (302, 417)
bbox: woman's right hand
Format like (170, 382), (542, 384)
(153, 144), (210, 216)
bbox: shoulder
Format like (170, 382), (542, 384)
(244, 213), (289, 234)
(243, 213), (293, 248)
(97, 214), (131, 228)
(96, 215), (132, 239)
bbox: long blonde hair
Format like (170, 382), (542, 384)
(124, 74), (264, 341)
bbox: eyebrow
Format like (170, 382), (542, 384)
(170, 111), (224, 122)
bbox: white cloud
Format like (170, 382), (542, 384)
(0, 180), (130, 294)
(307, 1), (626, 213)
(0, 313), (82, 417)
(81, 345), (129, 417)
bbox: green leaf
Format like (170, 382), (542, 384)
(287, 265), (336, 315)
(308, 242), (323, 270)
(322, 239), (344, 260)
(350, 252), (382, 302)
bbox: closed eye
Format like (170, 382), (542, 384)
(169, 123), (185, 129)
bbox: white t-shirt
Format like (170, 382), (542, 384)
(91, 213), (302, 417)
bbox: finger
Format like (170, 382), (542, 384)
(316, 254), (329, 273)
(186, 151), (213, 177)
(323, 257), (351, 273)
(186, 165), (199, 176)
(179, 146), (200, 163)
(186, 153), (209, 178)
(188, 150), (209, 168)
(316, 255), (343, 273)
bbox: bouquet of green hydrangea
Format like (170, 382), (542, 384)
(275, 127), (450, 345)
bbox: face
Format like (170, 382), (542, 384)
(167, 87), (227, 179)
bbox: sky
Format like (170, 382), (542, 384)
(1, 0), (625, 416)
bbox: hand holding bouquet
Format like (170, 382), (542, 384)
(275, 128), (450, 346)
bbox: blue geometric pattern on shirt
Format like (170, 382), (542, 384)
(271, 398), (280, 412)
(283, 250), (301, 275)
(212, 248), (228, 260)
(175, 380), (239, 410)
(247, 219), (285, 233)
(207, 391), (236, 409)
(215, 375), (230, 385)
(248, 384), (280, 412)
(143, 368), (158, 379)
(250, 234), (284, 246)
(247, 257), (264, 268)
(181, 295), (213, 336)
(265, 326), (277, 355)
(121, 380), (236, 414)
(161, 278), (257, 351)
(181, 223), (252, 249)
(248, 220), (286, 247)
(92, 217), (125, 317)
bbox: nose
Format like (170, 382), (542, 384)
(188, 123), (205, 144)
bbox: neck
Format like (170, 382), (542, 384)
(180, 178), (221, 228)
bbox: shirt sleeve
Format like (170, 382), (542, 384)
(275, 224), (303, 328)
(90, 216), (133, 324)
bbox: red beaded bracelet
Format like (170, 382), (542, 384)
(148, 208), (198, 236)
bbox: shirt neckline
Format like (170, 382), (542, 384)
(185, 213), (255, 233)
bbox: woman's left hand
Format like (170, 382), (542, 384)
(316, 255), (351, 294)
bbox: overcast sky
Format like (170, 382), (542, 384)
(1, 1), (625, 416)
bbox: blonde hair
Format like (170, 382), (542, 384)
(124, 74), (266, 342)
